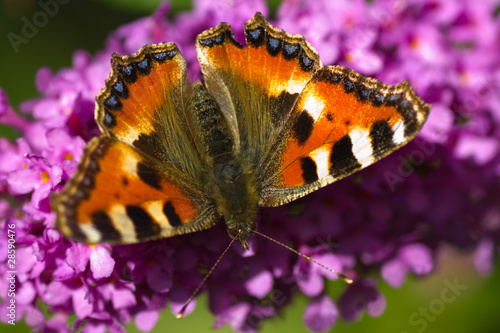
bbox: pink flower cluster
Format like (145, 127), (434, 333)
(1, 0), (499, 332)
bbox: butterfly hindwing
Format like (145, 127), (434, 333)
(260, 66), (431, 206)
(53, 136), (218, 244)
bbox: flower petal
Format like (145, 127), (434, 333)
(135, 310), (159, 332)
(303, 295), (338, 332)
(90, 246), (115, 279)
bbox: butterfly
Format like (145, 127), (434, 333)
(53, 12), (430, 250)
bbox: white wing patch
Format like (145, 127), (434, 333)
(79, 224), (102, 243)
(109, 205), (138, 243)
(392, 120), (406, 145)
(303, 95), (325, 122)
(309, 146), (331, 179)
(349, 128), (374, 167)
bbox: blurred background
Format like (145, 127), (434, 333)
(1, 0), (499, 332)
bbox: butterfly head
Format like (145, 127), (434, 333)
(225, 222), (256, 251)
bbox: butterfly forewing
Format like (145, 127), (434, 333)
(97, 43), (182, 143)
(96, 43), (205, 184)
(196, 12), (321, 169)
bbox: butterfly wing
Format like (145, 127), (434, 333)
(197, 12), (430, 207)
(54, 43), (219, 244)
(96, 43), (204, 182)
(196, 12), (321, 171)
(53, 137), (217, 243)
(259, 66), (431, 206)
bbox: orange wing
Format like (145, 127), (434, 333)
(196, 12), (321, 166)
(260, 66), (431, 206)
(96, 43), (184, 144)
(54, 44), (219, 244)
(96, 43), (203, 181)
(53, 136), (218, 244)
(196, 12), (430, 207)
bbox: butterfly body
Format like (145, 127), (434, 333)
(53, 13), (430, 248)
(179, 82), (261, 248)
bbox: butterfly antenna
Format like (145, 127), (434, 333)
(249, 229), (353, 284)
(176, 234), (238, 319)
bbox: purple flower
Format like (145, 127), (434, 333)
(339, 279), (386, 322)
(1, 0), (500, 332)
(244, 258), (274, 298)
(0, 138), (31, 185)
(455, 134), (499, 165)
(115, 243), (174, 293)
(135, 310), (159, 332)
(89, 245), (115, 279)
(474, 238), (495, 275)
(303, 295), (338, 332)
(381, 243), (434, 287)
(0, 89), (31, 131)
(294, 247), (345, 297)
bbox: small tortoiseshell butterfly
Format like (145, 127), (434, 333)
(53, 13), (430, 250)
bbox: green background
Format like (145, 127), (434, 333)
(1, 0), (499, 332)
